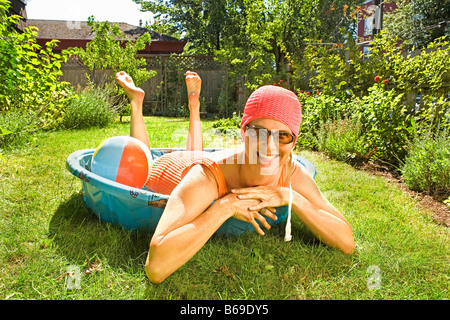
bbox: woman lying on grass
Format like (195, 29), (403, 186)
(115, 71), (355, 283)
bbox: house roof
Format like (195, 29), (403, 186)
(26, 19), (186, 54)
(26, 19), (182, 42)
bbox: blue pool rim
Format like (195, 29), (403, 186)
(66, 148), (317, 236)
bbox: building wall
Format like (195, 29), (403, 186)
(357, 0), (398, 47)
(7, 0), (27, 32)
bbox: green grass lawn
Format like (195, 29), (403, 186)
(0, 117), (448, 300)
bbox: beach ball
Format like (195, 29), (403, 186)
(91, 136), (152, 189)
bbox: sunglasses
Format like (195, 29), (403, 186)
(245, 125), (296, 144)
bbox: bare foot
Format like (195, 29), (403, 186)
(116, 71), (145, 102)
(185, 71), (201, 111)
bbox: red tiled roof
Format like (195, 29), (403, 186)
(26, 19), (186, 54)
(26, 19), (183, 42)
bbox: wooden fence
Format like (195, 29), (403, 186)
(62, 52), (449, 119)
(60, 55), (231, 117)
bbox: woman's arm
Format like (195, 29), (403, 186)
(289, 178), (355, 255)
(145, 164), (274, 283)
(145, 164), (224, 283)
(287, 164), (354, 254)
(231, 166), (355, 255)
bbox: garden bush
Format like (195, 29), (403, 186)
(401, 129), (450, 196)
(0, 0), (74, 130)
(0, 0), (75, 152)
(296, 31), (449, 167)
(60, 85), (119, 129)
(296, 92), (355, 150)
(0, 110), (40, 150)
(314, 117), (368, 164)
(354, 81), (412, 165)
(211, 112), (242, 141)
(212, 112), (241, 131)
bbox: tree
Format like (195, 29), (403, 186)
(76, 16), (156, 87)
(414, 0), (450, 45)
(134, 0), (364, 89)
(0, 0), (74, 130)
(384, 0), (450, 49)
(134, 0), (248, 55)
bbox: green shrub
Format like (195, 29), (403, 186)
(211, 113), (242, 141)
(0, 110), (40, 150)
(297, 92), (353, 150)
(212, 118), (238, 130)
(314, 117), (368, 163)
(401, 130), (450, 196)
(61, 85), (118, 129)
(298, 93), (335, 135)
(76, 16), (156, 89)
(444, 196), (450, 207)
(212, 112), (241, 131)
(355, 82), (411, 165)
(0, 0), (74, 130)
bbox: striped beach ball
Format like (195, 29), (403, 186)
(91, 136), (152, 189)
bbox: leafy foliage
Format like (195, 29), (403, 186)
(135, 0), (247, 55)
(314, 116), (368, 163)
(297, 92), (352, 150)
(0, 0), (75, 131)
(296, 30), (449, 196)
(384, 0), (450, 49)
(212, 112), (241, 130)
(402, 129), (450, 196)
(61, 84), (119, 130)
(76, 16), (156, 87)
(74, 16), (157, 119)
(135, 0), (364, 89)
(355, 82), (410, 164)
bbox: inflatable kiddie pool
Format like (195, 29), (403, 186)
(66, 148), (316, 236)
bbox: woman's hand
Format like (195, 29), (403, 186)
(231, 186), (289, 212)
(218, 193), (278, 235)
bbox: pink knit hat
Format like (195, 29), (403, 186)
(240, 85), (302, 144)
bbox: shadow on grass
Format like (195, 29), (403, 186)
(49, 192), (325, 281)
(49, 192), (152, 271)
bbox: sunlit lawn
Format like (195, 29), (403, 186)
(0, 117), (448, 300)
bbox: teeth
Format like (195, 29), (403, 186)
(258, 153), (278, 160)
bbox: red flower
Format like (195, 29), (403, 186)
(300, 90), (304, 93)
(306, 91), (311, 95)
(383, 79), (389, 85)
(374, 76), (381, 82)
(279, 80), (283, 83)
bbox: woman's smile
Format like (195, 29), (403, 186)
(257, 152), (279, 165)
